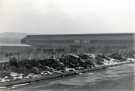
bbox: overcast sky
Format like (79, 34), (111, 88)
(0, 0), (134, 34)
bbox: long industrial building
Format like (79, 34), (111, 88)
(21, 33), (135, 54)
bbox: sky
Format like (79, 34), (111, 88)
(0, 0), (135, 34)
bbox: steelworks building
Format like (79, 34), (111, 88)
(21, 33), (135, 54)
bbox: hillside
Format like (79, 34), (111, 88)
(0, 32), (28, 44)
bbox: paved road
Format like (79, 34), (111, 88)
(1, 63), (135, 91)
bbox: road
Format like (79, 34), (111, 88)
(1, 63), (135, 91)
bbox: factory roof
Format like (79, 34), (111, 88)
(0, 44), (31, 47)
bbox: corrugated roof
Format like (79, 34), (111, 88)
(27, 33), (135, 37)
(22, 33), (135, 41)
(0, 44), (31, 47)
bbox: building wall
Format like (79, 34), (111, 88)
(0, 45), (32, 60)
(21, 33), (135, 54)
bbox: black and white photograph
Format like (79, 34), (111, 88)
(0, 0), (135, 91)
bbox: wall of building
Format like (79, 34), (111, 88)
(0, 45), (32, 60)
(21, 33), (135, 54)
